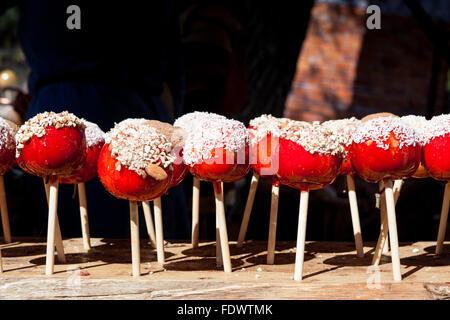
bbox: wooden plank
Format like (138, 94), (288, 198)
(0, 238), (448, 300)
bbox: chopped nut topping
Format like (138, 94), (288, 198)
(248, 114), (289, 145)
(15, 111), (85, 157)
(182, 113), (249, 166)
(105, 119), (175, 178)
(280, 119), (344, 156)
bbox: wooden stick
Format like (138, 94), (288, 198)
(129, 201), (140, 277)
(436, 182), (450, 255)
(372, 179), (404, 265)
(216, 207), (223, 268)
(267, 182), (280, 264)
(385, 179), (403, 253)
(372, 182), (388, 266)
(237, 172), (260, 247)
(346, 175), (364, 258)
(43, 179), (65, 263)
(153, 197), (165, 265)
(393, 179), (404, 202)
(384, 178), (402, 281)
(54, 216), (66, 263)
(77, 183), (91, 251)
(0, 176), (11, 243)
(294, 190), (309, 281)
(45, 178), (59, 275)
(0, 249), (2, 273)
(192, 177), (200, 248)
(213, 182), (231, 272)
(142, 201), (157, 248)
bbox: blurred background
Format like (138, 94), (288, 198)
(1, 0), (449, 243)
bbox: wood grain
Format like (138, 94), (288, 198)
(0, 238), (448, 299)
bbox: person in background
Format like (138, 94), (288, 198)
(0, 1), (190, 239)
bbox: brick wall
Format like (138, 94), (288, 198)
(284, 2), (448, 121)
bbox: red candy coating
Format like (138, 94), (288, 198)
(59, 141), (104, 184)
(190, 146), (250, 183)
(0, 147), (15, 176)
(350, 132), (421, 183)
(98, 144), (173, 201)
(169, 146), (188, 188)
(277, 137), (342, 191)
(250, 132), (279, 179)
(17, 126), (86, 177)
(422, 134), (450, 181)
(339, 145), (355, 176)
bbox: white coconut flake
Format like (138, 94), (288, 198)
(322, 117), (361, 147)
(421, 114), (450, 146)
(352, 117), (418, 150)
(248, 114), (288, 145)
(174, 111), (226, 133)
(82, 120), (105, 147)
(183, 117), (249, 166)
(400, 115), (428, 146)
(15, 111), (85, 157)
(105, 119), (175, 177)
(0, 117), (16, 153)
(280, 119), (344, 156)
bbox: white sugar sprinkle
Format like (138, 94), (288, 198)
(174, 111), (226, 133)
(352, 117), (418, 150)
(400, 115), (428, 146)
(420, 114), (450, 146)
(183, 114), (249, 166)
(15, 111), (85, 157)
(280, 119), (344, 156)
(248, 114), (288, 145)
(0, 117), (16, 153)
(105, 119), (175, 177)
(322, 117), (361, 147)
(81, 120), (105, 147)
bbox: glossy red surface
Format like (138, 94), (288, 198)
(17, 126), (86, 177)
(190, 146), (250, 183)
(276, 137), (342, 191)
(59, 141), (104, 184)
(97, 144), (172, 201)
(339, 145), (355, 176)
(422, 134), (450, 181)
(0, 147), (16, 176)
(169, 146), (188, 188)
(250, 133), (279, 179)
(350, 133), (421, 183)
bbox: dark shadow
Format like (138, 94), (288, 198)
(181, 241), (294, 259)
(1, 244), (46, 257)
(401, 253), (450, 267)
(423, 244), (450, 255)
(181, 243), (256, 258)
(305, 241), (361, 254)
(163, 257), (244, 272)
(323, 253), (374, 267)
(26, 255), (110, 274)
(303, 265), (344, 280)
(26, 238), (175, 270)
(246, 252), (314, 266)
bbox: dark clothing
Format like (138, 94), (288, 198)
(1, 1), (190, 239)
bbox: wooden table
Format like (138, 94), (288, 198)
(0, 238), (448, 300)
